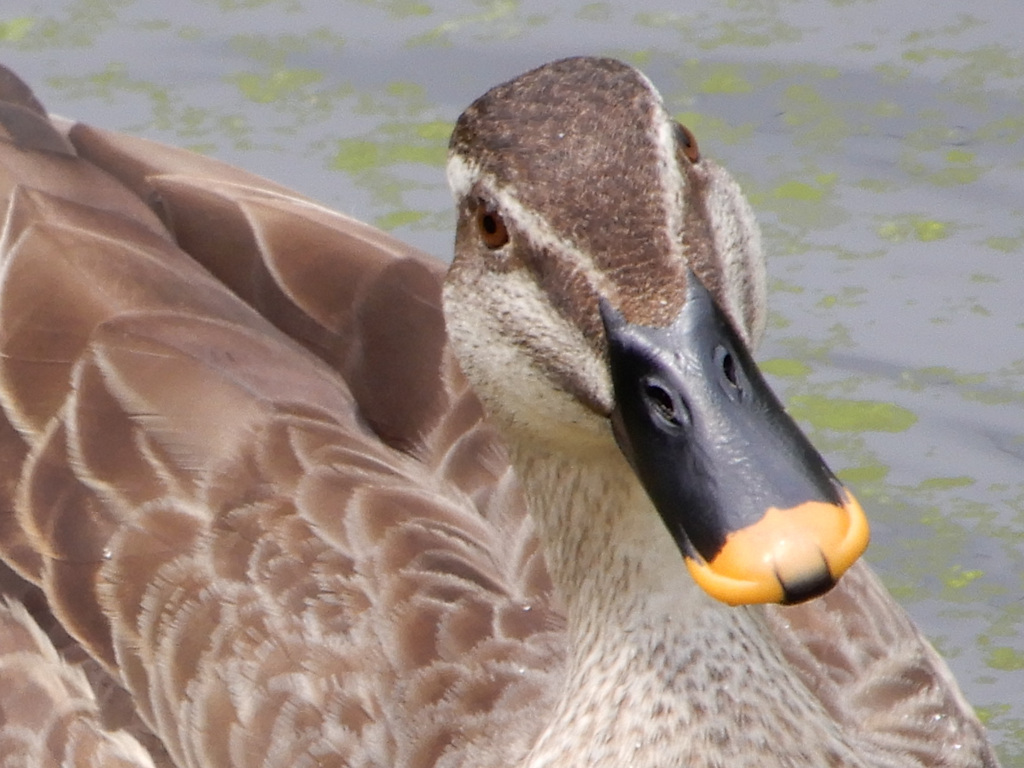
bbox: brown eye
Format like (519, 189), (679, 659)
(475, 200), (510, 249)
(674, 122), (700, 163)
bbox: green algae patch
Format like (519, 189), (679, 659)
(816, 286), (866, 310)
(698, 65), (752, 94)
(331, 120), (448, 174)
(772, 180), (825, 202)
(944, 564), (984, 590)
(411, 119), (451, 142)
(985, 234), (1024, 253)
(986, 646), (1024, 672)
(760, 358), (812, 378)
(919, 476), (975, 491)
(911, 218), (947, 242)
(757, 172), (846, 230)
(836, 464), (889, 486)
(926, 165), (984, 186)
(787, 396), (918, 433)
(945, 148), (975, 164)
(231, 68), (323, 104)
(0, 17), (34, 42)
(876, 215), (951, 243)
(388, 142), (446, 166)
(769, 279), (806, 295)
(377, 209), (427, 230)
(331, 139), (384, 173)
(331, 138), (445, 171)
(902, 46), (959, 65)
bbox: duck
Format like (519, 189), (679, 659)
(0, 56), (1001, 767)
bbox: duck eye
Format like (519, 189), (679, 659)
(475, 200), (510, 249)
(674, 122), (700, 163)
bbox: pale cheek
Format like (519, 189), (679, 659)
(442, 276), (611, 449)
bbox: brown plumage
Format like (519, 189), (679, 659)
(0, 58), (1000, 767)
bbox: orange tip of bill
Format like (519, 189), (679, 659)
(685, 489), (870, 606)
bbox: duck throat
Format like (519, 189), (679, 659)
(510, 445), (866, 768)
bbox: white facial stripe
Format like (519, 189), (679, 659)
(447, 150), (619, 309)
(494, 267), (612, 412)
(636, 76), (766, 348)
(494, 185), (618, 300)
(643, 77), (688, 269)
(445, 153), (480, 201)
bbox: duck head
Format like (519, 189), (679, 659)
(442, 57), (868, 607)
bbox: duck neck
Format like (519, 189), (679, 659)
(509, 440), (865, 768)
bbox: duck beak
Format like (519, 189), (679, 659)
(599, 270), (869, 606)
